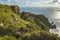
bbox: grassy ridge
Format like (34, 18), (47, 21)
(0, 4), (59, 40)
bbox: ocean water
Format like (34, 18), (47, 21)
(20, 7), (55, 18)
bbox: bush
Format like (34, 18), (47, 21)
(3, 35), (17, 40)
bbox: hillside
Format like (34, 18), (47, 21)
(21, 12), (51, 31)
(0, 4), (59, 40)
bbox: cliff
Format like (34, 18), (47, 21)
(21, 12), (51, 31)
(0, 4), (59, 40)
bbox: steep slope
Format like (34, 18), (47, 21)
(0, 4), (31, 29)
(0, 4), (41, 36)
(21, 12), (51, 31)
(0, 4), (59, 40)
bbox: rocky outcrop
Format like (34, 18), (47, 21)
(11, 5), (20, 15)
(21, 12), (51, 31)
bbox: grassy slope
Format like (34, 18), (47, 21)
(0, 4), (60, 40)
(0, 4), (30, 29)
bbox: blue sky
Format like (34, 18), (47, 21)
(0, 0), (59, 7)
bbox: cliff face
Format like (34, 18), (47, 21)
(11, 5), (20, 15)
(0, 4), (30, 28)
(0, 4), (59, 40)
(0, 4), (20, 15)
(21, 12), (51, 31)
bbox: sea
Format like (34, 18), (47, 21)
(20, 7), (56, 17)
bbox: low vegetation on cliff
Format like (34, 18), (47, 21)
(0, 4), (59, 40)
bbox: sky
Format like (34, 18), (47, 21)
(0, 0), (60, 7)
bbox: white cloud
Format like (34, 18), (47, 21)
(15, 0), (19, 2)
(1, 0), (60, 7)
(6, 0), (19, 2)
(20, 1), (60, 7)
(6, 0), (11, 2)
(58, 0), (60, 2)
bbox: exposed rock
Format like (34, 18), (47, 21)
(0, 22), (4, 27)
(51, 22), (56, 29)
(11, 5), (20, 15)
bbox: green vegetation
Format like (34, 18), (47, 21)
(0, 4), (59, 40)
